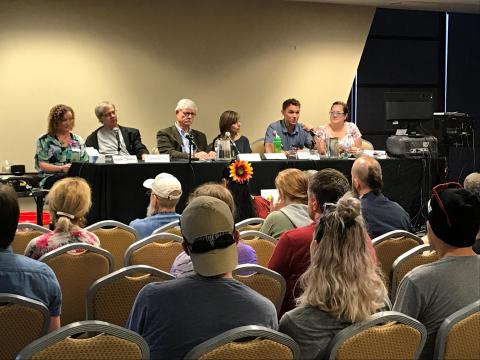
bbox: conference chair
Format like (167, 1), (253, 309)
(0, 293), (50, 360)
(233, 264), (286, 313)
(152, 219), (182, 236)
(86, 265), (174, 327)
(434, 300), (480, 360)
(85, 220), (139, 270)
(184, 325), (300, 360)
(250, 138), (265, 154)
(39, 243), (114, 325)
(12, 222), (50, 255)
(372, 230), (424, 286)
(17, 320), (150, 360)
(236, 217), (265, 233)
(390, 244), (438, 299)
(124, 232), (184, 272)
(361, 139), (374, 150)
(325, 311), (427, 360)
(239, 230), (277, 267)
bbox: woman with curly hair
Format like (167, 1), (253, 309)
(35, 104), (89, 188)
(279, 193), (387, 359)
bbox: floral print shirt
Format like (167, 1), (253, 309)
(24, 228), (100, 260)
(35, 133), (89, 186)
(315, 122), (362, 149)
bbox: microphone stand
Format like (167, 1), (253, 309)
(188, 137), (193, 164)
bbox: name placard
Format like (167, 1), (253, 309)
(112, 155), (138, 164)
(144, 154), (170, 163)
(264, 153), (287, 160)
(238, 153), (262, 162)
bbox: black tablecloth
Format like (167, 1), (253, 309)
(70, 158), (446, 226)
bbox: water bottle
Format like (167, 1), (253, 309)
(273, 131), (282, 153)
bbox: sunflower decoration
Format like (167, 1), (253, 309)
(229, 160), (253, 184)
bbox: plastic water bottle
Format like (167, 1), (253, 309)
(273, 131), (282, 153)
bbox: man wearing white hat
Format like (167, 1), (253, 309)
(127, 196), (278, 359)
(129, 173), (182, 239)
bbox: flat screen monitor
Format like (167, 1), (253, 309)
(385, 91), (434, 134)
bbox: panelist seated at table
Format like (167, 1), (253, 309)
(35, 104), (89, 189)
(314, 101), (362, 155)
(264, 98), (313, 153)
(85, 101), (149, 160)
(157, 98), (216, 160)
(210, 110), (251, 154)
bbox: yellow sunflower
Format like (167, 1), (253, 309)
(229, 160), (253, 184)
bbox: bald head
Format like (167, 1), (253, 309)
(351, 156), (383, 195)
(464, 172), (480, 196)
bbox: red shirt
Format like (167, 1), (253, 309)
(253, 196), (271, 219)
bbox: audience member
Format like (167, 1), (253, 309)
(129, 173), (182, 239)
(25, 177), (99, 260)
(315, 101), (362, 155)
(280, 193), (386, 359)
(35, 104), (88, 189)
(260, 168), (310, 238)
(268, 169), (351, 316)
(0, 184), (62, 332)
(127, 196), (277, 359)
(222, 160), (270, 222)
(393, 182), (480, 359)
(156, 98), (215, 160)
(351, 155), (411, 237)
(464, 172), (480, 253)
(264, 98), (312, 153)
(170, 183), (256, 278)
(85, 101), (149, 159)
(211, 110), (251, 154)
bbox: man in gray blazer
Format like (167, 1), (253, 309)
(156, 99), (215, 160)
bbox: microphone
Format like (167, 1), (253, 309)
(225, 132), (239, 155)
(113, 128), (121, 154)
(185, 133), (197, 150)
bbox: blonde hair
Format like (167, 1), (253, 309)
(47, 177), (92, 232)
(275, 168), (308, 204)
(190, 182), (235, 215)
(297, 192), (386, 322)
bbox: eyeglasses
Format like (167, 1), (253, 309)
(181, 110), (196, 117)
(329, 111), (345, 117)
(429, 182), (462, 226)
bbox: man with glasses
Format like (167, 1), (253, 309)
(86, 101), (149, 159)
(129, 173), (182, 239)
(393, 182), (480, 359)
(351, 155), (411, 238)
(157, 98), (215, 160)
(264, 98), (313, 153)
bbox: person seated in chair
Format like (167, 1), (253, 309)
(85, 101), (149, 159)
(156, 99), (215, 160)
(0, 184), (62, 332)
(127, 196), (277, 359)
(129, 173), (182, 239)
(464, 172), (480, 253)
(393, 182), (480, 359)
(351, 155), (411, 238)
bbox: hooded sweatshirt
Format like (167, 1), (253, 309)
(261, 203), (311, 239)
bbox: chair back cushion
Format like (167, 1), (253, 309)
(128, 241), (183, 272)
(443, 312), (480, 359)
(233, 273), (283, 310)
(0, 302), (48, 359)
(12, 230), (45, 254)
(336, 322), (422, 359)
(198, 338), (293, 360)
(374, 236), (421, 284)
(242, 238), (275, 267)
(92, 273), (167, 326)
(45, 251), (111, 324)
(30, 334), (143, 360)
(91, 228), (137, 270)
